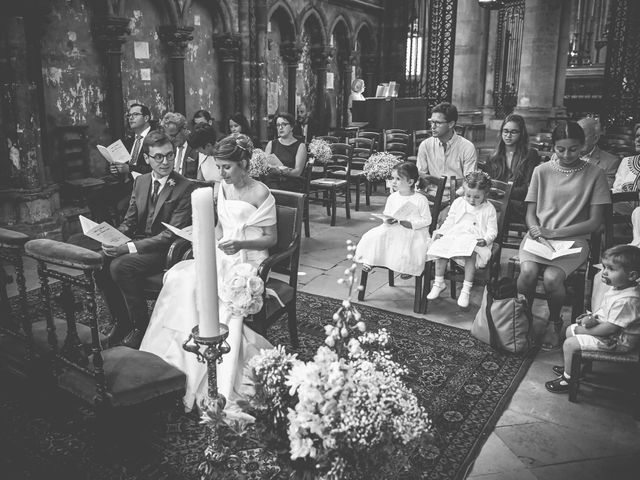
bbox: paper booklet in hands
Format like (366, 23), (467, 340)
(522, 238), (582, 260)
(427, 234), (478, 259)
(97, 139), (131, 165)
(371, 201), (420, 222)
(79, 215), (131, 246)
(161, 222), (193, 242)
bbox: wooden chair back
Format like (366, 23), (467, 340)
(412, 129), (431, 156)
(267, 190), (304, 277)
(420, 175), (447, 234)
(327, 142), (354, 175)
(357, 131), (381, 150)
(348, 137), (375, 160)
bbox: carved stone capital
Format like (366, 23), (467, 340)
(280, 41), (303, 66)
(361, 53), (378, 72)
(92, 16), (131, 54)
(158, 25), (194, 58)
(311, 46), (334, 70)
(214, 34), (241, 63)
(339, 51), (358, 71)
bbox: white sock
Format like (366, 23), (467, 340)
(434, 276), (445, 286)
(563, 372), (571, 380)
(462, 280), (473, 293)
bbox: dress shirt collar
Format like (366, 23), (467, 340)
(151, 171), (170, 192)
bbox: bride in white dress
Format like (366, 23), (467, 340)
(140, 134), (277, 413)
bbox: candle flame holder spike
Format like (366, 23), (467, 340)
(183, 324), (231, 463)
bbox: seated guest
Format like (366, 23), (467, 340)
(188, 125), (222, 196)
(517, 121), (610, 351)
(416, 102), (477, 201)
(264, 112), (307, 191)
(161, 112), (198, 179)
(228, 112), (257, 146)
(106, 103), (154, 216)
(95, 130), (195, 349)
(347, 78), (366, 125)
(480, 114), (540, 223)
(578, 117), (621, 188)
(545, 245), (640, 394)
(612, 123), (640, 214)
(192, 109), (214, 128)
(293, 104), (313, 143)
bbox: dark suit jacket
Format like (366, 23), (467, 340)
(123, 135), (152, 176)
(179, 144), (199, 179)
(586, 146), (621, 188)
(118, 170), (194, 254)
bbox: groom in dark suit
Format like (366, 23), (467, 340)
(96, 130), (195, 348)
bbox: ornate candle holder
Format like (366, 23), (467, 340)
(183, 324), (231, 463)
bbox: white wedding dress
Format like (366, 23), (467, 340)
(140, 181), (276, 413)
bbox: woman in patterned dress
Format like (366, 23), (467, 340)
(611, 124), (640, 214)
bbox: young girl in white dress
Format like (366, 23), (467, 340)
(354, 162), (432, 277)
(426, 171), (498, 308)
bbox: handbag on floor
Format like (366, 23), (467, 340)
(471, 277), (533, 354)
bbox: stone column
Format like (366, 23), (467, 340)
(238, 0), (251, 120)
(361, 53), (378, 97)
(311, 46), (334, 136)
(452, 1), (490, 120)
(92, 16), (130, 141)
(280, 41), (302, 116)
(255, 0), (268, 143)
(158, 25), (194, 116)
(214, 34), (241, 122)
(513, 0), (570, 132)
(481, 10), (500, 127)
(339, 52), (355, 127)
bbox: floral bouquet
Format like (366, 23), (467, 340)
(249, 148), (270, 178)
(218, 263), (264, 317)
(308, 138), (332, 165)
(363, 152), (401, 182)
(248, 241), (433, 479)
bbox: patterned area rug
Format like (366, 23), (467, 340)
(1, 289), (535, 480)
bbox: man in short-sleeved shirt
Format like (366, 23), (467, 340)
(416, 102), (477, 199)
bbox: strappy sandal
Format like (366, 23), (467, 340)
(541, 316), (564, 351)
(545, 376), (570, 393)
(552, 365), (564, 376)
(400, 274), (412, 280)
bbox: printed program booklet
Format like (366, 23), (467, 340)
(522, 238), (582, 260)
(97, 139), (131, 164)
(161, 222), (193, 242)
(427, 234), (478, 259)
(79, 215), (131, 246)
(371, 201), (420, 222)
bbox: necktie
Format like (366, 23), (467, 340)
(151, 180), (160, 205)
(130, 135), (143, 165)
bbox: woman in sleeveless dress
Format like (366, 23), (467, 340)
(140, 134), (277, 414)
(264, 112), (307, 191)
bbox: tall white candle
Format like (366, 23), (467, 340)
(191, 187), (220, 337)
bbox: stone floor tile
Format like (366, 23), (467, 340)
(468, 432), (528, 476)
(529, 454), (640, 480)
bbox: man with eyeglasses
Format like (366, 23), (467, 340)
(416, 102), (478, 200)
(161, 111), (198, 179)
(578, 117), (620, 188)
(96, 130), (195, 349)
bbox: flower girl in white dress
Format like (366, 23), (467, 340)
(140, 134), (277, 414)
(354, 162), (432, 277)
(426, 171), (498, 308)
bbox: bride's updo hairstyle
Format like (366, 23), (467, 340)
(212, 133), (254, 168)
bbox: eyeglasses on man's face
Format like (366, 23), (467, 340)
(126, 112), (143, 118)
(502, 129), (521, 136)
(428, 119), (448, 127)
(147, 152), (176, 162)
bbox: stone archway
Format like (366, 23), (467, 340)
(267, 5), (297, 119)
(300, 12), (329, 136)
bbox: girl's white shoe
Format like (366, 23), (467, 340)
(457, 290), (471, 308)
(426, 282), (447, 300)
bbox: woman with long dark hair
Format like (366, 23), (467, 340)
(481, 114), (540, 222)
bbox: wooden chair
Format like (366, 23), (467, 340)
(436, 180), (513, 303)
(309, 143), (352, 226)
(248, 190), (304, 347)
(383, 132), (411, 156)
(315, 135), (340, 144)
(348, 137), (375, 210)
(568, 345), (640, 419)
(0, 228), (34, 375)
(358, 175), (447, 314)
(385, 128), (410, 135)
(24, 239), (186, 413)
(357, 131), (381, 151)
(606, 191), (640, 248)
(408, 129), (431, 163)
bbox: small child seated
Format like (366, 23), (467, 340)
(426, 171), (498, 308)
(545, 245), (640, 393)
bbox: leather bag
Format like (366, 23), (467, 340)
(471, 277), (533, 354)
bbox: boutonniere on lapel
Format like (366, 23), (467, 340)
(186, 156), (196, 163)
(167, 179), (176, 187)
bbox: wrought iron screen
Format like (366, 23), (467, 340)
(405, 0), (457, 111)
(602, 0), (640, 127)
(492, 0), (525, 119)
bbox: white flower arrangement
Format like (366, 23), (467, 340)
(218, 263), (264, 317)
(308, 138), (332, 165)
(249, 148), (270, 178)
(248, 241), (433, 479)
(363, 152), (401, 182)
